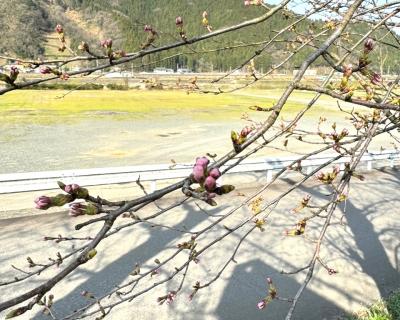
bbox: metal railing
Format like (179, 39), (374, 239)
(0, 150), (399, 194)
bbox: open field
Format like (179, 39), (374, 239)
(0, 88), (363, 124)
(0, 89), (396, 173)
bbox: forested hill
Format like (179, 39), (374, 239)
(2, 0), (399, 73)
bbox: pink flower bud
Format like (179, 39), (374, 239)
(240, 126), (252, 137)
(257, 300), (266, 309)
(266, 277), (273, 284)
(244, 0), (251, 6)
(192, 165), (205, 183)
(316, 172), (325, 180)
(9, 66), (19, 82)
(208, 168), (221, 179)
(69, 202), (85, 217)
(333, 165), (340, 175)
(64, 183), (80, 194)
(40, 66), (52, 74)
(341, 128), (349, 136)
(100, 39), (113, 48)
(34, 196), (52, 210)
(60, 73), (69, 81)
(55, 24), (63, 34)
(175, 16), (183, 26)
(364, 38), (374, 53)
(204, 176), (216, 192)
(371, 72), (382, 85)
(144, 25), (153, 32)
(195, 156), (209, 169)
(343, 64), (352, 78)
(10, 66), (19, 76)
(166, 291), (176, 304)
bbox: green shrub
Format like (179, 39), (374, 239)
(348, 291), (400, 320)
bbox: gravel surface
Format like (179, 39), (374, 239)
(0, 111), (396, 174)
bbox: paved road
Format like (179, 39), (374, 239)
(0, 169), (399, 320)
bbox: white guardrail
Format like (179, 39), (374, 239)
(0, 150), (399, 194)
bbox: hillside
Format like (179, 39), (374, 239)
(1, 0), (399, 73)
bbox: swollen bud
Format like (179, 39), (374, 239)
(215, 185), (235, 195)
(51, 194), (74, 206)
(55, 24), (63, 34)
(175, 16), (183, 26)
(86, 249), (97, 260)
(195, 156), (209, 169)
(192, 165), (206, 183)
(9, 66), (19, 83)
(6, 307), (27, 319)
(204, 176), (216, 192)
(34, 196), (52, 210)
(208, 168), (221, 179)
(364, 38), (374, 53)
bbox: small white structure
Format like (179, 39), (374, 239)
(293, 69), (317, 76)
(153, 67), (174, 74)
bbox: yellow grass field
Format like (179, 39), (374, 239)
(0, 89), (354, 125)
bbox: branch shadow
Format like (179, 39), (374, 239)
(280, 168), (400, 318)
(31, 201), (222, 319)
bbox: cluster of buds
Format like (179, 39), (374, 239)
(202, 11), (212, 33)
(290, 194), (311, 214)
(0, 66), (19, 85)
(58, 181), (89, 198)
(328, 127), (349, 152)
(339, 64), (354, 97)
(55, 24), (66, 52)
(315, 165), (340, 184)
(257, 277), (277, 310)
(254, 218), (266, 231)
(344, 162), (365, 181)
(141, 25), (158, 49)
(100, 38), (113, 58)
(285, 219), (306, 236)
(231, 126), (253, 152)
(323, 20), (337, 30)
(244, 0), (263, 6)
(34, 182), (91, 213)
(158, 291), (177, 305)
(188, 281), (201, 301)
(189, 156), (234, 206)
(358, 38), (374, 69)
(351, 111), (368, 130)
(177, 236), (196, 250)
(358, 38), (383, 87)
(39, 66), (69, 81)
(287, 160), (302, 172)
(175, 16), (187, 41)
(250, 196), (263, 215)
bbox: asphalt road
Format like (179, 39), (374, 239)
(0, 168), (399, 320)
